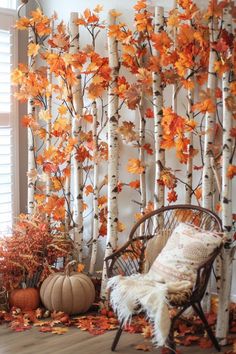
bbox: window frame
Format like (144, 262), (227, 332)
(0, 7), (19, 231)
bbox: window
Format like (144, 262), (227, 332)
(0, 0), (17, 9)
(0, 9), (19, 234)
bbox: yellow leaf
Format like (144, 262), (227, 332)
(39, 109), (52, 121)
(110, 9), (122, 18)
(11, 68), (24, 84)
(51, 327), (69, 335)
(28, 43), (40, 57)
(94, 4), (103, 13)
(57, 105), (68, 115)
(117, 221), (126, 232)
(127, 159), (144, 174)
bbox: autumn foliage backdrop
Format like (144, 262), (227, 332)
(11, 0), (236, 341)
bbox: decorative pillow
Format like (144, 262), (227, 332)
(144, 230), (172, 273)
(148, 223), (222, 284)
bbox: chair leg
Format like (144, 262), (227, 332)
(166, 327), (176, 354)
(192, 302), (221, 352)
(166, 306), (188, 354)
(111, 321), (124, 351)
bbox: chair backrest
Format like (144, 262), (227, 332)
(106, 204), (222, 278)
(129, 204), (222, 241)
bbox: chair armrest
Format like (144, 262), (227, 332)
(105, 237), (148, 278)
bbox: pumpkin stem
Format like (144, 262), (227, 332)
(65, 260), (77, 276)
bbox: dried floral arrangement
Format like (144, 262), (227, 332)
(0, 214), (74, 290)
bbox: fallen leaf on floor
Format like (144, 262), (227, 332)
(199, 338), (213, 349)
(135, 343), (152, 351)
(39, 326), (53, 333)
(51, 327), (69, 335)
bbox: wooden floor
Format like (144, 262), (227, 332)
(0, 325), (228, 354)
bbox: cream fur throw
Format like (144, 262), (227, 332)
(107, 273), (192, 346)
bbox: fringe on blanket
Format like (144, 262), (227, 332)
(107, 274), (170, 346)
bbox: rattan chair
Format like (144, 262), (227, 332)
(105, 204), (223, 353)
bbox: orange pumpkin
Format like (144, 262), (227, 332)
(9, 287), (40, 311)
(40, 261), (95, 315)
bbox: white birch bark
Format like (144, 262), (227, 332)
(70, 13), (84, 262)
(138, 99), (146, 216)
(64, 158), (71, 233)
(172, 0), (177, 113)
(216, 6), (234, 343)
(101, 11), (120, 299)
(210, 156), (221, 193)
(89, 101), (99, 275)
(202, 17), (218, 210)
(185, 72), (194, 204)
(27, 27), (36, 214)
(46, 22), (53, 201)
(152, 6), (165, 209)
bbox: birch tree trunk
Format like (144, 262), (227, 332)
(202, 17), (218, 211)
(70, 13), (84, 262)
(89, 101), (99, 275)
(185, 72), (194, 204)
(152, 6), (165, 209)
(216, 6), (234, 343)
(27, 27), (36, 214)
(101, 11), (119, 299)
(138, 98), (146, 217)
(45, 23), (53, 201)
(172, 0), (177, 114)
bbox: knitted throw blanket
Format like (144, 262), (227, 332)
(107, 273), (192, 346)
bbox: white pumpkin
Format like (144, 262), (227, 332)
(40, 261), (95, 315)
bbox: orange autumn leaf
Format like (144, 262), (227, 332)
(99, 223), (107, 236)
(117, 121), (138, 143)
(145, 201), (154, 214)
(94, 5), (103, 13)
(127, 159), (145, 174)
(227, 165), (236, 179)
(135, 343), (151, 352)
(77, 263), (85, 273)
(129, 180), (140, 189)
(158, 170), (177, 189)
(143, 143), (153, 155)
(83, 202), (88, 211)
(135, 213), (142, 221)
(85, 184), (94, 196)
(109, 9), (122, 18)
(98, 196), (108, 208)
(133, 0), (147, 11)
(215, 202), (222, 213)
(145, 108), (154, 119)
(51, 327), (69, 335)
(15, 17), (30, 30)
(193, 98), (216, 114)
(167, 190), (178, 203)
(117, 221), (126, 232)
(28, 43), (40, 57)
(87, 83), (104, 100)
(124, 84), (141, 110)
(195, 187), (202, 200)
(21, 115), (32, 127)
(83, 114), (93, 123)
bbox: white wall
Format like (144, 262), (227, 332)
(29, 0), (235, 300)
